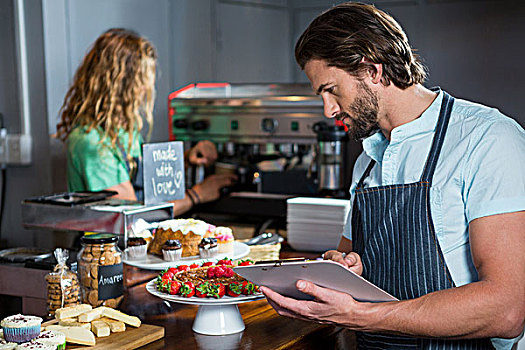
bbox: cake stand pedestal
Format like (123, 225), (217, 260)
(146, 279), (264, 335)
(193, 304), (245, 335)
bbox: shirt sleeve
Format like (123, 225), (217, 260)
(463, 117), (525, 222)
(67, 131), (131, 192)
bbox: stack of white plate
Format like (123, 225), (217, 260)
(286, 197), (350, 252)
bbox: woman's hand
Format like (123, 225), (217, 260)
(187, 140), (217, 167)
(190, 173), (237, 203)
(323, 250), (363, 275)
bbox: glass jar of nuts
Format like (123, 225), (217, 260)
(77, 233), (124, 308)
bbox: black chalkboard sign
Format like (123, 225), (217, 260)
(142, 141), (185, 205)
(98, 263), (124, 300)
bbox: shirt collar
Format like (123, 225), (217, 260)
(361, 89), (444, 162)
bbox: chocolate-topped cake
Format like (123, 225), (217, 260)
(126, 237), (147, 259)
(148, 219), (215, 257)
(162, 239), (182, 261)
(199, 237), (218, 259)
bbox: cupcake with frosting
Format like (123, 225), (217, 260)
(214, 227), (235, 254)
(0, 337), (16, 350)
(199, 237), (218, 259)
(162, 240), (182, 261)
(126, 237), (148, 260)
(0, 315), (42, 344)
(31, 330), (66, 350)
(15, 342), (54, 349)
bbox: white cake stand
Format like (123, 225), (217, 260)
(146, 279), (264, 335)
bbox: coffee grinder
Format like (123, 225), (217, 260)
(313, 121), (349, 197)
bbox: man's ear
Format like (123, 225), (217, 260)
(361, 57), (383, 85)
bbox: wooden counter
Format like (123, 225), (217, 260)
(119, 250), (357, 349)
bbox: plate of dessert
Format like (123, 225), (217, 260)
(145, 259), (264, 335)
(122, 218), (249, 270)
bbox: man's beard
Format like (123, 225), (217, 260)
(336, 81), (380, 141)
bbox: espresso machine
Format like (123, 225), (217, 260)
(168, 83), (353, 224)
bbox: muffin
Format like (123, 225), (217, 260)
(15, 342), (54, 350)
(162, 240), (182, 261)
(0, 338), (16, 350)
(126, 237), (148, 260)
(31, 330), (66, 350)
(214, 227), (235, 254)
(0, 315), (42, 344)
(198, 238), (218, 259)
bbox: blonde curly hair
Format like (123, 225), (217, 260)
(56, 28), (157, 174)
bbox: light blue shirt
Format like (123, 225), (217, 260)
(343, 90), (525, 349)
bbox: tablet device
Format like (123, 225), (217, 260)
(234, 260), (398, 302)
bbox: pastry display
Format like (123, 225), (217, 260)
(0, 315), (42, 344)
(148, 219), (215, 257)
(214, 227), (235, 254)
(161, 240), (182, 261)
(155, 259), (258, 299)
(126, 237), (148, 259)
(198, 238), (218, 259)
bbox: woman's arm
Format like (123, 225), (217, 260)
(106, 181), (137, 201)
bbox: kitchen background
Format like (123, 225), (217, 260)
(0, 0), (524, 250)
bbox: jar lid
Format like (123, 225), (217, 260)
(80, 233), (118, 245)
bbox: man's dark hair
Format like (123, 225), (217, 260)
(295, 2), (427, 89)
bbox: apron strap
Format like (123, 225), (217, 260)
(356, 159), (376, 189)
(420, 91), (455, 183)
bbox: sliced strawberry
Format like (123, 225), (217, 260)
(223, 267), (234, 278)
(226, 282), (243, 297)
(242, 281), (256, 295)
(195, 282), (210, 298)
(202, 261), (214, 267)
(208, 282), (225, 299)
(169, 280), (181, 295)
(207, 267), (215, 279)
(189, 263), (200, 269)
(214, 265), (225, 278)
(177, 265), (190, 272)
(238, 259), (255, 266)
(167, 267), (179, 274)
(180, 281), (195, 298)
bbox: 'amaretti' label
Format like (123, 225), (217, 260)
(98, 263), (124, 300)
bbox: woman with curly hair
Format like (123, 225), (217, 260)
(56, 28), (235, 215)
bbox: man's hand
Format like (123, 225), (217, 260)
(260, 281), (363, 328)
(187, 140), (217, 166)
(190, 173), (236, 203)
(323, 250), (363, 275)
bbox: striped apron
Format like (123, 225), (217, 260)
(351, 91), (494, 349)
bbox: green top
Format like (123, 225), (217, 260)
(66, 126), (142, 192)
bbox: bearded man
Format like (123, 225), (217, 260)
(261, 2), (525, 349)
